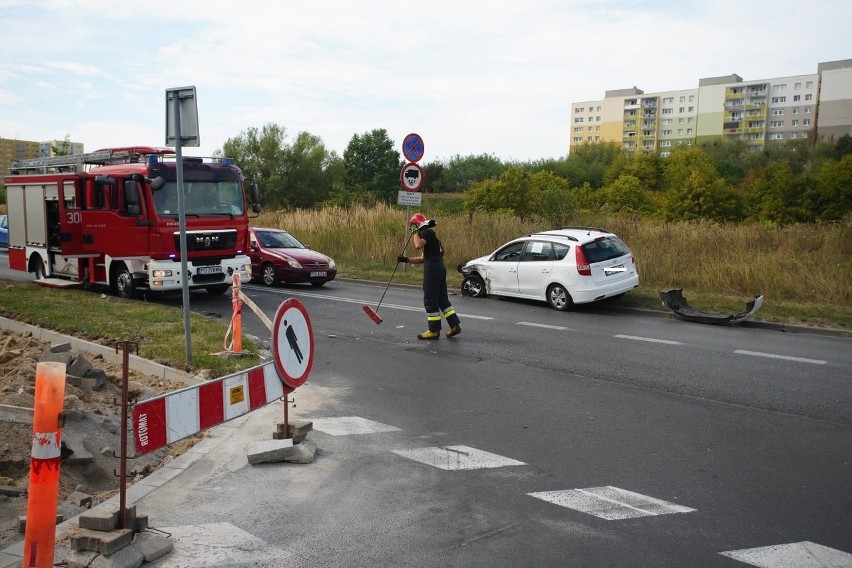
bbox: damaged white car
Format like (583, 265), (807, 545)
(457, 227), (639, 311)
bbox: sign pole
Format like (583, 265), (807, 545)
(172, 93), (193, 364)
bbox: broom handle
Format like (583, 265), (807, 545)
(376, 230), (414, 311)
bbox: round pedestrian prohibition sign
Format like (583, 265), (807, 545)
(272, 298), (314, 389)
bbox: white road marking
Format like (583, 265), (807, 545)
(147, 522), (288, 567)
(719, 541), (852, 567)
(735, 350), (826, 365)
(615, 334), (682, 345)
(517, 321), (573, 331)
(250, 287), (494, 319)
(311, 416), (402, 436)
(528, 486), (695, 520)
(392, 445), (526, 471)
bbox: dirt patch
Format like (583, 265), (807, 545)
(0, 328), (199, 550)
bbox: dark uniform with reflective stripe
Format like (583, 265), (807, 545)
(419, 227), (460, 332)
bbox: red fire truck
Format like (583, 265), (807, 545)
(3, 146), (261, 298)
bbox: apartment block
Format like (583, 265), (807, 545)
(1, 138), (85, 181)
(569, 59), (852, 156)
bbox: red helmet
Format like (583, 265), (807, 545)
(409, 212), (427, 230)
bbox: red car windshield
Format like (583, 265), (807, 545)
(257, 230), (305, 249)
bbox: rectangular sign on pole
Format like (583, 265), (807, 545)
(165, 86), (200, 147)
(397, 190), (422, 206)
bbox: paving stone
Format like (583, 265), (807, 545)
(247, 438), (294, 464)
(131, 532), (173, 562)
(66, 549), (100, 568)
(284, 438), (317, 464)
(0, 485), (25, 497)
(67, 490), (93, 507)
(92, 543), (144, 567)
(17, 513), (65, 532)
(71, 527), (133, 555)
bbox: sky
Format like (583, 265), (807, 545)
(1, 0), (851, 164)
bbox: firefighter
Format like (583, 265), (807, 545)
(398, 213), (462, 340)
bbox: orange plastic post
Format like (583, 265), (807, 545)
(23, 361), (66, 568)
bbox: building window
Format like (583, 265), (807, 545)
(792, 119), (798, 126)
(596, 116), (601, 122)
(662, 108), (673, 114)
(678, 128), (684, 135)
(793, 95), (801, 102)
(687, 128), (693, 134)
(806, 81), (814, 88)
(574, 127), (582, 133)
(574, 117), (584, 123)
(688, 117), (694, 123)
(805, 107), (811, 113)
(661, 129), (672, 136)
(595, 136), (600, 141)
(679, 107), (685, 113)
(663, 97), (673, 103)
(790, 132), (798, 139)
(771, 96), (786, 103)
(773, 84), (787, 92)
(679, 96), (685, 102)
(661, 151), (670, 157)
(805, 93), (813, 101)
(770, 120), (784, 128)
(793, 108), (799, 114)
(689, 95), (695, 102)
(803, 118), (811, 126)
(662, 119), (673, 125)
(573, 137), (583, 142)
(794, 82), (801, 90)
(575, 107), (584, 113)
(769, 133), (784, 140)
(588, 126), (593, 131)
(771, 109), (785, 116)
(660, 140), (671, 147)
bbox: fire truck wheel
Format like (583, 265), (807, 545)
(206, 284), (229, 295)
(112, 264), (137, 299)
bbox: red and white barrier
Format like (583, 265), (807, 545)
(132, 361), (288, 456)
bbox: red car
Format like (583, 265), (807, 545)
(248, 227), (337, 287)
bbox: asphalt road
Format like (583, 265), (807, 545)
(153, 277), (851, 567)
(2, 258), (851, 566)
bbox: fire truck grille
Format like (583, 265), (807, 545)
(175, 231), (238, 252)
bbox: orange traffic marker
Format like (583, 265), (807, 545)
(23, 361), (66, 568)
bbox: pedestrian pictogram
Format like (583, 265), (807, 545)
(272, 298), (314, 388)
(400, 162), (424, 192)
(402, 133), (425, 162)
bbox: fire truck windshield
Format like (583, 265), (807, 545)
(153, 181), (244, 216)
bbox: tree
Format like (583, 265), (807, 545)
(339, 129), (401, 204)
(51, 134), (73, 156)
(741, 161), (808, 224)
(281, 132), (341, 208)
(221, 124), (289, 208)
(663, 147), (743, 221)
(808, 154), (852, 221)
(420, 161), (445, 194)
(436, 153), (505, 193)
(564, 142), (621, 189)
(463, 166), (542, 218)
(600, 174), (653, 214)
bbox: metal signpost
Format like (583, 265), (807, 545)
(165, 86), (200, 365)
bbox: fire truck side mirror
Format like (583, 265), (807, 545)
(250, 183), (261, 215)
(124, 180), (141, 216)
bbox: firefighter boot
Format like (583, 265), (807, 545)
(447, 325), (461, 338)
(417, 330), (440, 340)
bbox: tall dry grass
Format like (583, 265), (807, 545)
(255, 206), (852, 305)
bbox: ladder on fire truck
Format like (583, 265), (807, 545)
(8, 146), (175, 174)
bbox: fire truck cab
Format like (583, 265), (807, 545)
(4, 146), (261, 298)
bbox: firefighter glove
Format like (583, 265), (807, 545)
(397, 255), (408, 264)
